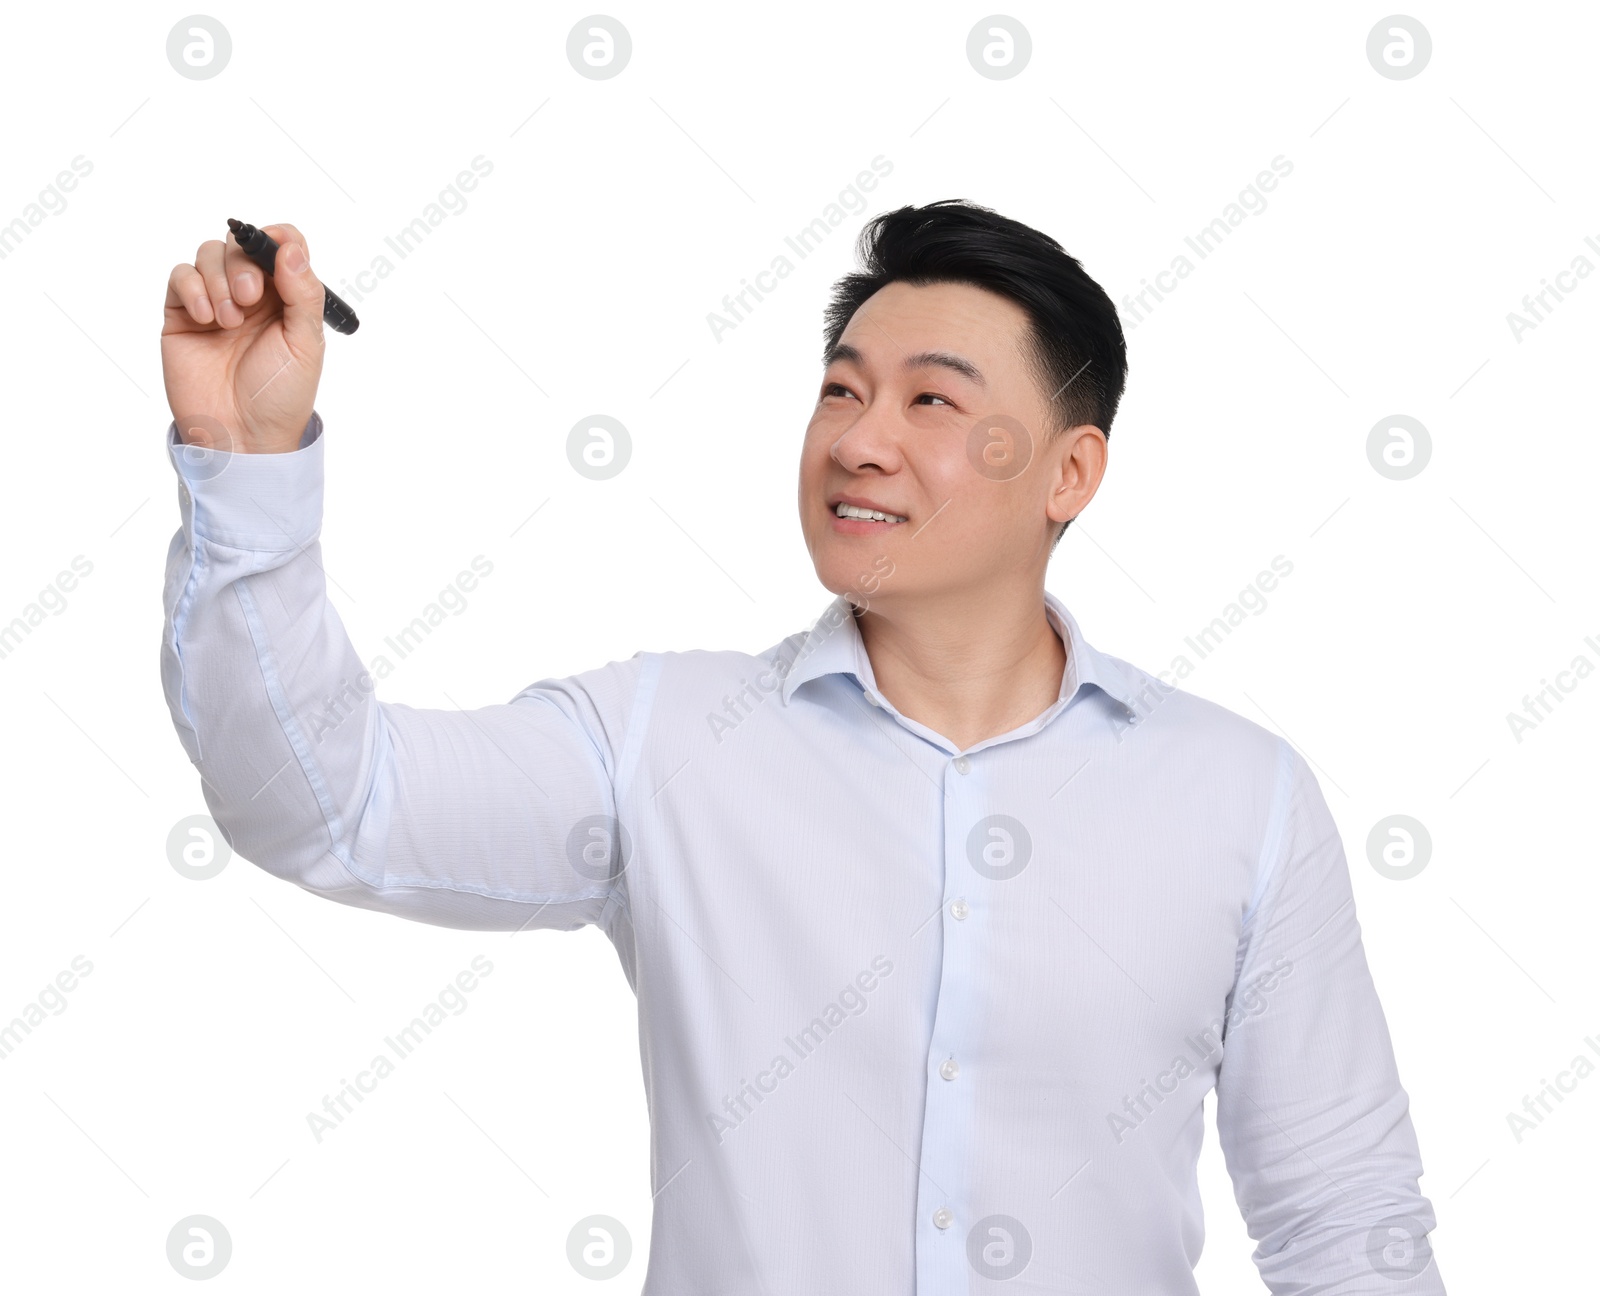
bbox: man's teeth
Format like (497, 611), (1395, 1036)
(834, 503), (907, 523)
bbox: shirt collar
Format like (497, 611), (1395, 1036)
(777, 589), (1140, 715)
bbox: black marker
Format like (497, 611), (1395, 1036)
(226, 218), (360, 335)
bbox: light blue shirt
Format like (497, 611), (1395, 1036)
(161, 413), (1444, 1294)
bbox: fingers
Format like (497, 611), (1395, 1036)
(166, 262), (215, 325)
(222, 233), (262, 308)
(260, 223), (309, 261)
(258, 222), (326, 354)
(195, 237), (243, 327)
(164, 224), (315, 333)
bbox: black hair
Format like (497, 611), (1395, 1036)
(820, 199), (1127, 548)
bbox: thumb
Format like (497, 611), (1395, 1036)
(272, 237), (326, 352)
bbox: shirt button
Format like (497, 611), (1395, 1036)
(949, 898), (969, 920)
(933, 1207), (953, 1229)
(864, 691), (881, 707)
(939, 1058), (959, 1081)
(953, 756), (971, 774)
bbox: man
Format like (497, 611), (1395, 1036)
(160, 199), (1444, 1293)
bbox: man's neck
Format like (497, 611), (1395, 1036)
(852, 585), (1068, 752)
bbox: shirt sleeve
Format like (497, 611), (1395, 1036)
(1214, 739), (1446, 1293)
(159, 412), (640, 933)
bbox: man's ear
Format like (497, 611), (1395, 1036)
(1046, 423), (1107, 533)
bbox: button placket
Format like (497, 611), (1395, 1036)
(914, 754), (983, 1293)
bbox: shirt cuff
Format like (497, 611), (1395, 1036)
(168, 411), (324, 551)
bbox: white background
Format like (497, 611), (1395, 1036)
(0, 1), (1594, 1290)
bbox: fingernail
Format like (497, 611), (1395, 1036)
(233, 271), (254, 297)
(281, 244), (307, 273)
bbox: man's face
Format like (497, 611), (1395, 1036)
(799, 279), (1102, 609)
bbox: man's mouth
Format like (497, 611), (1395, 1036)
(832, 502), (908, 525)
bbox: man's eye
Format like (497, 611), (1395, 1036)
(822, 384), (951, 407)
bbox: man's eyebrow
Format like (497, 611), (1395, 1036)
(824, 342), (987, 387)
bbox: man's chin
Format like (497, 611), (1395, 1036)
(811, 559), (907, 612)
